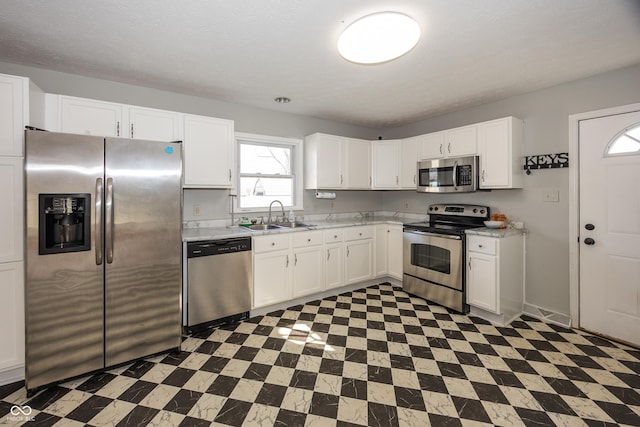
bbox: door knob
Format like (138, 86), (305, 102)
(585, 224), (595, 230)
(584, 238), (595, 245)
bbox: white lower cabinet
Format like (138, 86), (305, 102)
(466, 232), (523, 325)
(291, 231), (324, 298)
(253, 234), (292, 308)
(0, 262), (24, 375)
(344, 226), (374, 285)
(375, 224), (403, 280)
(324, 230), (344, 290)
(253, 231), (325, 308)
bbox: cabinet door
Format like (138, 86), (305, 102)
(345, 138), (371, 189)
(345, 239), (373, 284)
(59, 95), (123, 137)
(387, 225), (403, 279)
(0, 158), (23, 263)
(0, 74), (25, 156)
(0, 262), (24, 372)
(375, 225), (388, 277)
(400, 137), (419, 188)
(478, 118), (511, 188)
(372, 140), (400, 189)
(253, 251), (290, 308)
(317, 134), (344, 188)
(419, 131), (445, 160)
(467, 252), (498, 313)
(325, 244), (344, 289)
(183, 114), (234, 187)
(446, 125), (477, 157)
(128, 106), (182, 142)
(292, 246), (324, 298)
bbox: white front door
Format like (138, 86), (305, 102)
(579, 110), (640, 346)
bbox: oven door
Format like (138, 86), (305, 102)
(403, 229), (463, 290)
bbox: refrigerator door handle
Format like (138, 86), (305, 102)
(95, 178), (103, 265)
(106, 177), (114, 264)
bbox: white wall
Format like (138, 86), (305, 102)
(381, 63), (640, 317)
(4, 59), (640, 318)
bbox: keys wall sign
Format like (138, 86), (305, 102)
(524, 153), (569, 175)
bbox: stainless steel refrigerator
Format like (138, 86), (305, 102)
(24, 130), (183, 394)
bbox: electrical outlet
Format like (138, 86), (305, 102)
(543, 189), (559, 203)
(193, 204), (201, 216)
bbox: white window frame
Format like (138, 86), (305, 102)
(235, 132), (304, 213)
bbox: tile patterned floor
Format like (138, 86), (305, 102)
(1, 283), (639, 426)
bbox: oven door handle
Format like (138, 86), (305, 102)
(452, 160), (458, 191)
(404, 230), (462, 240)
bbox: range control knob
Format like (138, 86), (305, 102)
(434, 207), (439, 211)
(428, 207), (434, 211)
(480, 209), (485, 214)
(472, 208), (478, 213)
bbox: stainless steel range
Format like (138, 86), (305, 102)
(403, 204), (490, 313)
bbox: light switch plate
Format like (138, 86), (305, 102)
(543, 189), (559, 202)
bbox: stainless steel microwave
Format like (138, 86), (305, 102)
(417, 156), (479, 193)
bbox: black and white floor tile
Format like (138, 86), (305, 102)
(1, 283), (639, 426)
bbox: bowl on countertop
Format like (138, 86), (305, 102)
(483, 220), (505, 229)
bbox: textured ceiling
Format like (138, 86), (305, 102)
(1, 0), (639, 128)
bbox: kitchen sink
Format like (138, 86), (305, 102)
(277, 221), (315, 228)
(241, 224), (284, 231)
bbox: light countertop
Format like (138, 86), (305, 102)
(465, 227), (525, 238)
(182, 216), (406, 242)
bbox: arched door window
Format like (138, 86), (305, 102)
(605, 122), (640, 156)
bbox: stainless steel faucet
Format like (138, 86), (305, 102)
(267, 200), (285, 224)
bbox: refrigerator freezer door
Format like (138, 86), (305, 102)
(104, 138), (182, 366)
(25, 131), (105, 391)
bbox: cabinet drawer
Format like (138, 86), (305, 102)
(291, 230), (323, 248)
(344, 226), (373, 241)
(467, 235), (496, 255)
(324, 229), (343, 243)
(253, 234), (290, 253)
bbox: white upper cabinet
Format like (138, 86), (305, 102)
(400, 136), (419, 189)
(128, 106), (182, 141)
(446, 124), (477, 157)
(345, 138), (371, 189)
(305, 133), (371, 189)
(305, 133), (344, 189)
(183, 114), (234, 188)
(371, 139), (400, 189)
(0, 73), (44, 156)
(419, 125), (477, 160)
(56, 95), (183, 142)
(58, 95), (124, 137)
(478, 117), (524, 189)
(371, 138), (418, 190)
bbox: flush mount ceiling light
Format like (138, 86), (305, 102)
(338, 11), (420, 64)
(274, 97), (291, 103)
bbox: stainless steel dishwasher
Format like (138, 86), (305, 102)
(186, 237), (252, 333)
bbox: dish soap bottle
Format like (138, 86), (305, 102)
(288, 209), (295, 222)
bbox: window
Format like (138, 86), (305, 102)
(605, 122), (640, 156)
(236, 132), (303, 212)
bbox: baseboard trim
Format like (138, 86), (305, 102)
(0, 365), (24, 387)
(522, 303), (572, 328)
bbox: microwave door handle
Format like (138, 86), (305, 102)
(452, 161), (458, 190)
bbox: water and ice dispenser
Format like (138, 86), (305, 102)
(39, 194), (91, 255)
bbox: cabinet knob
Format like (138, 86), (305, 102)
(271, 242), (275, 246)
(478, 244), (483, 248)
(307, 238), (311, 242)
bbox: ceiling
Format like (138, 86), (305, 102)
(1, 1), (640, 129)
